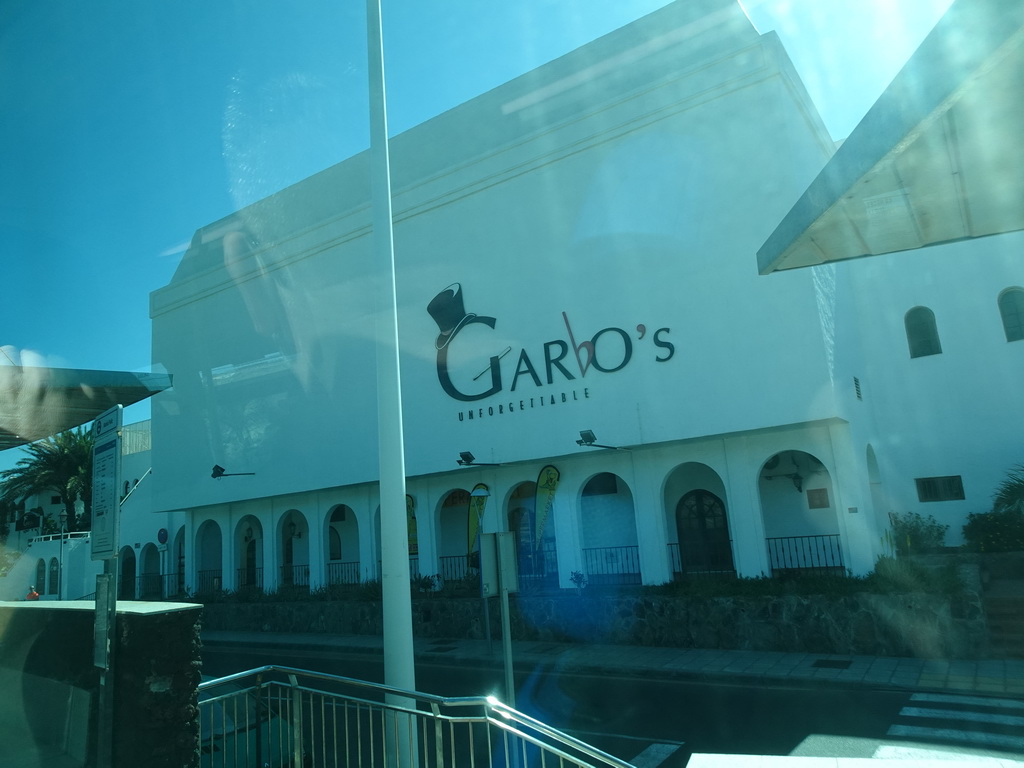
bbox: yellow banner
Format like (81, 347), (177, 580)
(533, 465), (560, 548)
(467, 483), (489, 555)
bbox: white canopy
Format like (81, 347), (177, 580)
(0, 367), (170, 451)
(758, 0), (1024, 273)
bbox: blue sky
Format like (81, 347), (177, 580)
(0, 0), (952, 461)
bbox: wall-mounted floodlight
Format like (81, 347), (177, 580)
(456, 451), (500, 466)
(470, 486), (491, 498)
(211, 464), (256, 479)
(575, 430), (626, 450)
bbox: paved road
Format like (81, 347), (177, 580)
(202, 641), (1024, 766)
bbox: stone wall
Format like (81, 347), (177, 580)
(202, 570), (989, 659)
(0, 602), (202, 768)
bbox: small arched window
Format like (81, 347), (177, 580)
(998, 288), (1024, 342)
(35, 559), (46, 591)
(905, 306), (942, 358)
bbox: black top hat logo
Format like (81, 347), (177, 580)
(428, 283), (477, 349)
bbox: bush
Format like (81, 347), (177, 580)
(962, 508), (1024, 553)
(888, 511), (948, 555)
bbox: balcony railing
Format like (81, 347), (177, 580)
(668, 540), (736, 579)
(196, 569), (223, 594)
(582, 545), (641, 585)
(137, 572), (163, 600)
(236, 567), (264, 591)
(766, 533), (844, 575)
(517, 540), (559, 592)
(280, 564), (310, 589)
(162, 572), (186, 599)
(439, 554), (471, 581)
(198, 665), (634, 768)
(326, 560), (360, 585)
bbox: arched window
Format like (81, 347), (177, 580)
(35, 559), (46, 592)
(998, 288), (1024, 342)
(48, 558), (59, 595)
(905, 306), (942, 358)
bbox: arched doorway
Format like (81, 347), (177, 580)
(172, 527), (186, 597)
(195, 520), (223, 594)
(235, 516), (263, 591)
(676, 490), (735, 575)
(663, 462), (735, 579)
(47, 558), (59, 597)
(507, 481), (559, 591)
(278, 510), (309, 589)
(119, 546), (136, 600)
(758, 450), (843, 575)
(579, 472), (640, 585)
(139, 543), (161, 599)
(325, 505), (360, 585)
(436, 489), (471, 581)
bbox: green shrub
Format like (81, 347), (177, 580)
(888, 511), (948, 555)
(962, 508), (1024, 553)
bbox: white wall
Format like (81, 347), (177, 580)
(150, 4), (841, 517)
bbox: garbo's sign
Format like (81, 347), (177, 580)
(427, 283), (674, 421)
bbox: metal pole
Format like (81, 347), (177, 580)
(96, 558), (118, 768)
(366, 0), (416, 696)
(58, 526), (64, 600)
(500, 586), (515, 708)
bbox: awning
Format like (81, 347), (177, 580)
(757, 0), (1024, 274)
(0, 367), (171, 451)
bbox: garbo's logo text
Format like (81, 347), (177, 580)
(427, 284), (674, 416)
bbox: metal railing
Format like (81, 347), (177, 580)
(138, 572), (163, 600)
(163, 572), (187, 599)
(198, 665), (635, 768)
(197, 569), (223, 594)
(280, 564), (311, 589)
(766, 533), (844, 574)
(439, 554), (471, 581)
(582, 545), (641, 585)
(516, 541), (559, 593)
(327, 561), (361, 585)
(668, 540), (736, 579)
(237, 567), (264, 591)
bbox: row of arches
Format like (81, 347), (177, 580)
(178, 449), (847, 595)
(33, 558), (59, 597)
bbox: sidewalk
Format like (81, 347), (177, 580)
(201, 630), (1024, 697)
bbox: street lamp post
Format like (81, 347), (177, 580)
(58, 510), (68, 600)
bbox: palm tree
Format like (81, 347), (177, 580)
(992, 463), (1024, 514)
(0, 428), (94, 532)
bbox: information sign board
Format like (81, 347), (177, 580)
(91, 405), (122, 561)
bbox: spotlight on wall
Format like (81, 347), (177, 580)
(211, 465), (255, 479)
(456, 451), (500, 466)
(575, 430), (625, 450)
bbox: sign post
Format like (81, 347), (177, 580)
(481, 532), (518, 706)
(91, 404), (122, 768)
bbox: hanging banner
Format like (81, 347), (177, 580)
(533, 465), (560, 549)
(467, 483), (489, 555)
(406, 494), (418, 555)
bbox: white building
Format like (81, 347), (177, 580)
(147, 0), (1023, 596)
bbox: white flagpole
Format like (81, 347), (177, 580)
(366, 0), (417, 698)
